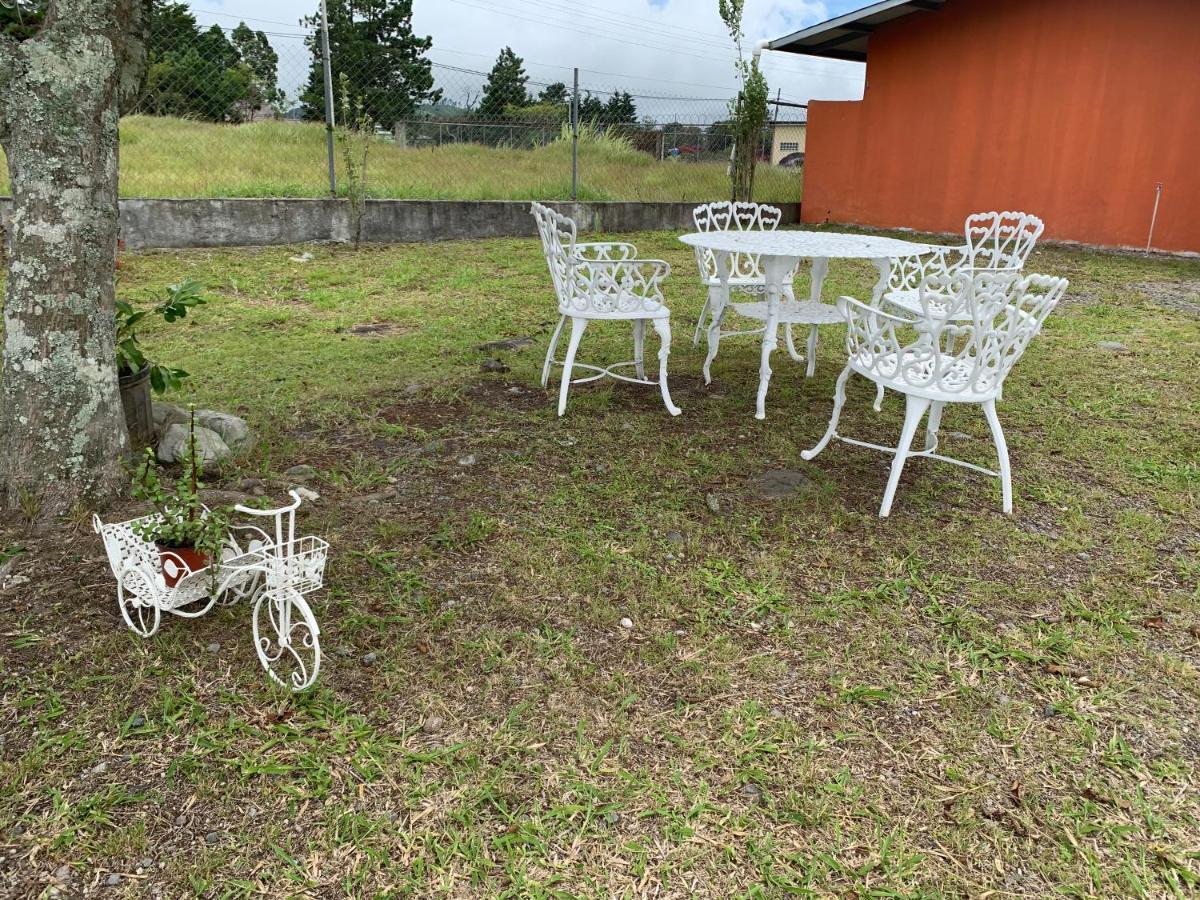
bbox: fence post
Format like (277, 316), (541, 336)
(319, 0), (337, 197)
(571, 67), (579, 201)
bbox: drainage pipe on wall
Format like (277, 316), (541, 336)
(1146, 182), (1163, 251)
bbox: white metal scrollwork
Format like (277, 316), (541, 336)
(94, 491), (328, 691)
(531, 202), (681, 417)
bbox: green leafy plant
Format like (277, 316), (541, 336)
(719, 0), (770, 202)
(336, 72), (374, 250)
(115, 279), (206, 394)
(131, 408), (230, 566)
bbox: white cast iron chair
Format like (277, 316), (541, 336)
(885, 211), (1045, 320)
(802, 269), (1068, 517)
(691, 201), (825, 371)
(531, 202), (681, 417)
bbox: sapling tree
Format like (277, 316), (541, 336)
(719, 0), (769, 202)
(0, 0), (154, 518)
(335, 71), (373, 249)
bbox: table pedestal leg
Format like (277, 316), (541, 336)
(755, 256), (789, 420)
(703, 250), (732, 385)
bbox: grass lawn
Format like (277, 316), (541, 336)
(1, 230), (1198, 897)
(0, 116), (803, 203)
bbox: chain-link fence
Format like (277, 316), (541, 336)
(36, 16), (804, 202)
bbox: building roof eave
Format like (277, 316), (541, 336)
(767, 0), (947, 61)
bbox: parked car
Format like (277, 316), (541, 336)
(778, 152), (805, 168)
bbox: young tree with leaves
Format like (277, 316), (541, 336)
(300, 0), (440, 127)
(0, 0), (154, 517)
(478, 46), (529, 119)
(719, 0), (769, 201)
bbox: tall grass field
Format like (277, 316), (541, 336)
(0, 115), (802, 202)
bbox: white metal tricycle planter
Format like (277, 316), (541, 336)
(94, 490), (327, 691)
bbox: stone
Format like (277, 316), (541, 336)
(403, 381), (421, 397)
(754, 469), (817, 499)
(421, 439), (446, 455)
(361, 652), (377, 666)
(480, 358), (510, 374)
(619, 617), (634, 630)
(665, 531), (685, 547)
(92, 762), (109, 775)
(1043, 704), (1059, 718)
(705, 493), (721, 514)
(54, 865), (72, 881)
(205, 831), (221, 845)
(157, 424), (230, 465)
(1098, 341), (1129, 352)
(478, 336), (534, 352)
(237, 477), (265, 495)
(741, 782), (762, 797)
(139, 857), (154, 871)
(604, 811), (621, 826)
(105, 873), (122, 887)
(129, 714), (146, 729)
(285, 464), (317, 482)
(152, 402), (188, 432)
(1, 573), (30, 589)
(457, 454), (477, 467)
(194, 409), (254, 452)
(293, 487), (320, 503)
(207, 642), (220, 654)
(173, 815), (187, 826)
(422, 716), (444, 734)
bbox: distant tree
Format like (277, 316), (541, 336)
(577, 92), (605, 123)
(300, 0), (440, 126)
(478, 46), (529, 118)
(231, 22), (283, 109)
(538, 81), (568, 105)
(137, 4), (273, 122)
(603, 90), (638, 126)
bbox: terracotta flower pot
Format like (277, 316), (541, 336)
(157, 545), (209, 588)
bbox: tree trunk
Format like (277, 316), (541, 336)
(0, 0), (150, 518)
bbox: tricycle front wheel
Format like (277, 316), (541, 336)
(252, 587), (321, 691)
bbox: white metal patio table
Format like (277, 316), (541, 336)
(678, 230), (939, 419)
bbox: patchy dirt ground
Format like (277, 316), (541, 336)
(1, 233), (1198, 898)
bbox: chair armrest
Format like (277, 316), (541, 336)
(838, 294), (918, 326)
(576, 241), (638, 261)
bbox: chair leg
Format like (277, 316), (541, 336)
(542, 315), (566, 388)
(703, 288), (729, 385)
(873, 384), (885, 412)
(693, 287), (715, 346)
(782, 285), (804, 363)
(879, 394), (932, 518)
(557, 318), (588, 417)
(633, 320), (646, 380)
(802, 364), (851, 461)
(983, 399), (1013, 514)
(651, 318), (682, 416)
(925, 401), (945, 452)
(805, 325), (820, 378)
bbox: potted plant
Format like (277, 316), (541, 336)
(131, 408), (230, 588)
(116, 279), (206, 448)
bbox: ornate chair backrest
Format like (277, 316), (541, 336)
(692, 201), (783, 283)
(964, 211), (1045, 270)
(845, 270), (1068, 398)
(531, 201), (578, 308)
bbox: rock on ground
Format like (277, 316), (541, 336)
(194, 409), (254, 452)
(157, 424), (230, 464)
(152, 402), (188, 433)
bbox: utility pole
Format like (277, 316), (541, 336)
(320, 0), (337, 197)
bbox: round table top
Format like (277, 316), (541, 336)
(678, 229), (939, 259)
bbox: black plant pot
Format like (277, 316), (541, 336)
(119, 363), (156, 450)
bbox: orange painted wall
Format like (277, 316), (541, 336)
(801, 0), (1200, 252)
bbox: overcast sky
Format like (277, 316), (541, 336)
(187, 0), (868, 123)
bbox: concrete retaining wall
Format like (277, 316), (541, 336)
(0, 198), (802, 250)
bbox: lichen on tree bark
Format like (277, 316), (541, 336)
(0, 0), (151, 518)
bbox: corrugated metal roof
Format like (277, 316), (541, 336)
(767, 0), (947, 62)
